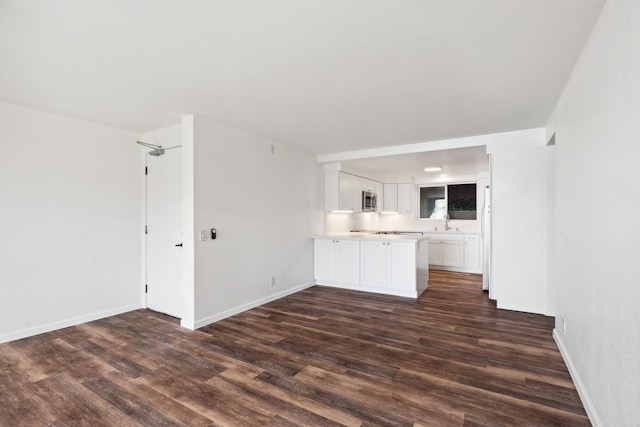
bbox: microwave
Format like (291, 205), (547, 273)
(362, 191), (377, 212)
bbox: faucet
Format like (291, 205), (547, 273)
(445, 214), (452, 231)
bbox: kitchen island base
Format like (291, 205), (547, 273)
(313, 234), (429, 299)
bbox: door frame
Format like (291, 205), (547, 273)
(140, 140), (184, 317)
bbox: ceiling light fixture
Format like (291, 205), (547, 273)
(423, 166), (442, 172)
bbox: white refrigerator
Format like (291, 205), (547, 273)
(482, 186), (491, 293)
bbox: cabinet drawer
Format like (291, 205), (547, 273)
(464, 234), (479, 242)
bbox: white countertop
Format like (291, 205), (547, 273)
(421, 230), (479, 235)
(312, 232), (430, 242)
(312, 230), (481, 242)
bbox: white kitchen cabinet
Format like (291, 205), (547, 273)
(314, 238), (336, 282)
(426, 233), (482, 273)
(314, 238), (360, 285)
(382, 183), (412, 213)
(360, 240), (388, 288)
(362, 179), (376, 192)
(388, 242), (417, 290)
(313, 236), (428, 298)
(426, 234), (464, 268)
(397, 183), (413, 213)
(360, 240), (416, 291)
(375, 181), (384, 211)
(325, 171), (362, 212)
(383, 183), (398, 212)
(341, 173), (362, 213)
(442, 240), (464, 266)
(463, 235), (481, 270)
(428, 240), (443, 265)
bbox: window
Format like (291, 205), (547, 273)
(419, 183), (477, 220)
(419, 186), (446, 219)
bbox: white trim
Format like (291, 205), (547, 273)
(429, 266), (482, 274)
(315, 281), (423, 299)
(187, 281), (316, 330)
(0, 303), (142, 344)
(141, 146), (149, 309)
(553, 328), (602, 427)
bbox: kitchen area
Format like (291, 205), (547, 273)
(313, 146), (491, 299)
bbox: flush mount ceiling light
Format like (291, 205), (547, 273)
(423, 166), (442, 172)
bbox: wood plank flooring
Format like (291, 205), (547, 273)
(0, 270), (589, 426)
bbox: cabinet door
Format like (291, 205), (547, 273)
(351, 175), (363, 213)
(388, 242), (416, 290)
(338, 173), (353, 211)
(428, 241), (443, 265)
(442, 241), (464, 267)
(383, 183), (398, 212)
(314, 239), (336, 281)
(336, 240), (360, 285)
(339, 173), (362, 212)
(397, 183), (413, 213)
(464, 236), (481, 269)
(362, 179), (375, 192)
(360, 240), (388, 288)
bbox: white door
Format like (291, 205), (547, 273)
(146, 148), (182, 318)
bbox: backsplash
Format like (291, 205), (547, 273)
(325, 211), (480, 233)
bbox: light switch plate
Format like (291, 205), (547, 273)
(200, 229), (208, 241)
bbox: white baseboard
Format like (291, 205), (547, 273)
(192, 281), (316, 330)
(316, 281), (421, 299)
(429, 266), (482, 274)
(0, 303), (143, 344)
(553, 328), (602, 427)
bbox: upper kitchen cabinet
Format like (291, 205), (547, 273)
(325, 171), (362, 212)
(397, 183), (413, 213)
(361, 178), (376, 192)
(383, 183), (398, 212)
(383, 183), (413, 213)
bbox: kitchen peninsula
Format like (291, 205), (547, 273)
(312, 232), (429, 298)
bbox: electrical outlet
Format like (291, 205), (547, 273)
(270, 277), (276, 287)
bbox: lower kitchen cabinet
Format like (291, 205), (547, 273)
(314, 238), (360, 285)
(463, 234), (481, 270)
(360, 240), (416, 291)
(313, 236), (429, 298)
(426, 233), (482, 273)
(428, 235), (464, 267)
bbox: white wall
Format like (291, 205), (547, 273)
(488, 139), (550, 315)
(546, 0), (640, 424)
(184, 115), (322, 328)
(0, 102), (141, 343)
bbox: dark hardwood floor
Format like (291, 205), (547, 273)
(0, 270), (589, 426)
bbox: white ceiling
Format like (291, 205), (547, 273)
(0, 0), (605, 155)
